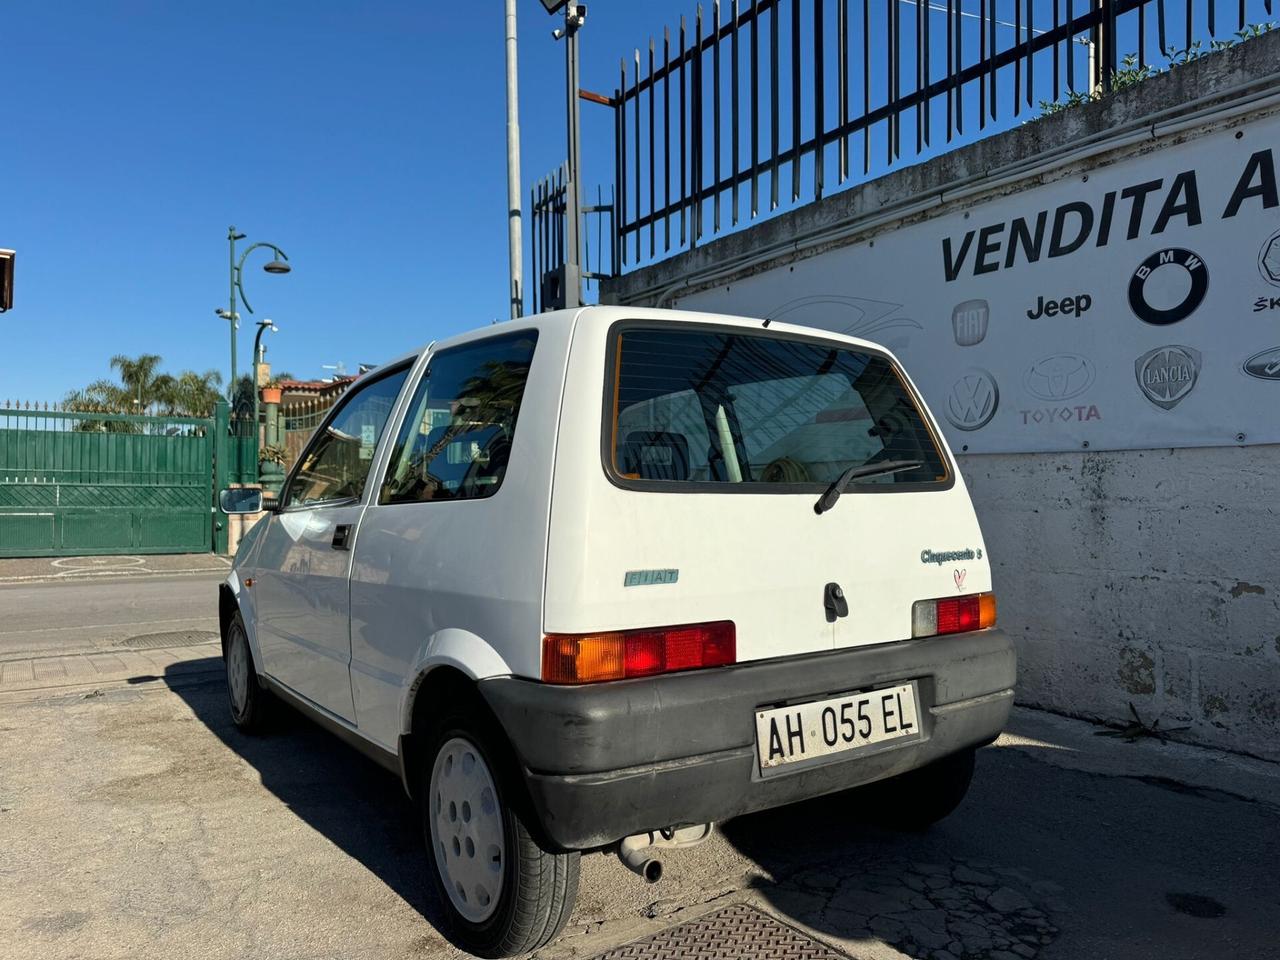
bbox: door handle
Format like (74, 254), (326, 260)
(332, 524), (353, 550)
(824, 582), (849, 623)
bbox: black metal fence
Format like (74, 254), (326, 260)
(529, 164), (617, 313)
(606, 0), (1275, 272)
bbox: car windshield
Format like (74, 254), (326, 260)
(607, 325), (949, 488)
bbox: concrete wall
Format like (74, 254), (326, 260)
(961, 447), (1279, 760)
(602, 34), (1280, 760)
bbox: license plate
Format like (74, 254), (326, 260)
(755, 682), (920, 772)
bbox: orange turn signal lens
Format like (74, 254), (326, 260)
(542, 621), (736, 684)
(978, 592), (998, 630)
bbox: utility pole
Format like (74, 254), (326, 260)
(504, 0), (524, 319)
(553, 4), (587, 309)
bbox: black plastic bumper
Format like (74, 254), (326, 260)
(479, 629), (1015, 850)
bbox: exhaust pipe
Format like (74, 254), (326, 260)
(618, 833), (663, 883)
(616, 824), (714, 883)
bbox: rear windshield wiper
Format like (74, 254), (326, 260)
(813, 460), (924, 515)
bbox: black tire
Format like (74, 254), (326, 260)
(224, 610), (269, 733)
(863, 747), (976, 831)
(421, 712), (579, 958)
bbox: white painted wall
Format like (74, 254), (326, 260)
(961, 445), (1280, 760)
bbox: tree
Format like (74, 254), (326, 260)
(65, 354), (227, 425)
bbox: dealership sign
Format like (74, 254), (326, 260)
(678, 117), (1280, 453)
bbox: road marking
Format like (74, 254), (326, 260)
(0, 616), (218, 637)
(0, 568), (229, 585)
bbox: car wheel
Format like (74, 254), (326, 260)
(423, 719), (579, 958)
(224, 611), (268, 733)
(864, 747), (976, 831)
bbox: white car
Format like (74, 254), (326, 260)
(219, 306), (1014, 957)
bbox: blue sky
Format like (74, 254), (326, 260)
(2, 1), (1185, 402)
(1, 1), (700, 400)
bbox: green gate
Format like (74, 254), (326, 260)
(0, 404), (217, 557)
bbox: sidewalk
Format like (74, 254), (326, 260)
(0, 553), (230, 585)
(0, 640), (221, 704)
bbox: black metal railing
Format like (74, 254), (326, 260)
(608, 0), (1275, 271)
(529, 165), (616, 313)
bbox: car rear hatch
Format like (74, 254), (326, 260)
(544, 314), (992, 672)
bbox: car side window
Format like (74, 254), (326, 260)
(283, 366), (412, 508)
(379, 331), (537, 505)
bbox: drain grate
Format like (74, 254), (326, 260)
(112, 630), (219, 650)
(587, 904), (847, 960)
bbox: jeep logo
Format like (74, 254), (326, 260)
(1026, 294), (1092, 320)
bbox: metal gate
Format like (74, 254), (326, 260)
(0, 404), (217, 558)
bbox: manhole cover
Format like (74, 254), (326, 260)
(113, 630), (219, 650)
(587, 904), (846, 960)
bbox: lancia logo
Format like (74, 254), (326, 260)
(1128, 248), (1208, 325)
(951, 299), (989, 346)
(1242, 346), (1280, 380)
(1135, 345), (1201, 409)
(944, 369), (999, 431)
(1023, 353), (1095, 402)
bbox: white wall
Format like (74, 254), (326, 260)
(962, 445), (1280, 760)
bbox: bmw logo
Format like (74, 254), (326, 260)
(1128, 248), (1209, 326)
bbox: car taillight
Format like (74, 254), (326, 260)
(912, 593), (997, 638)
(541, 621), (736, 684)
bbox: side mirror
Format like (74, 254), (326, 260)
(219, 488), (263, 515)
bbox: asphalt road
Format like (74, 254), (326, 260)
(0, 572), (220, 661)
(2, 682), (1277, 960)
(2, 572), (1279, 960)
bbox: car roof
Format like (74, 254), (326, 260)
(354, 305), (893, 390)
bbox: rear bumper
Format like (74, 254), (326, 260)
(479, 628), (1015, 849)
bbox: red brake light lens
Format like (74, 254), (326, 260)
(912, 593), (996, 638)
(542, 621), (736, 684)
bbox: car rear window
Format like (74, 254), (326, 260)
(606, 325), (949, 489)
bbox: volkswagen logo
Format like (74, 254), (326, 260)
(1128, 248), (1209, 325)
(1135, 345), (1201, 410)
(1023, 353), (1095, 401)
(944, 369), (1000, 431)
(1243, 346), (1280, 380)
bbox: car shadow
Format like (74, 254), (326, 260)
(163, 659), (450, 937)
(718, 754), (1064, 959)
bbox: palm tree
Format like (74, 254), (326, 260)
(108, 353), (166, 411)
(64, 355), (229, 429)
(156, 369), (224, 417)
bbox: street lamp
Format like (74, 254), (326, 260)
(216, 226), (291, 401)
(252, 318), (279, 437)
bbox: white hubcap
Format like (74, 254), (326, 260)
(227, 625), (250, 715)
(429, 736), (505, 923)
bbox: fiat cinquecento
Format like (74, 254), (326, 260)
(218, 305), (1015, 957)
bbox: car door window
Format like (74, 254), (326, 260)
(380, 331), (537, 504)
(284, 366), (411, 508)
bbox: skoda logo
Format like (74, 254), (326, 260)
(1243, 346), (1280, 380)
(944, 369), (1000, 431)
(1023, 353), (1095, 402)
(1260, 230), (1280, 288)
(1128, 248), (1208, 325)
(1135, 345), (1201, 410)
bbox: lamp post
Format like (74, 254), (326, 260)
(215, 226), (291, 402)
(251, 318), (279, 436)
(541, 2), (587, 309)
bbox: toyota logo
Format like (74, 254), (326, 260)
(1024, 353), (1096, 401)
(944, 369), (1000, 431)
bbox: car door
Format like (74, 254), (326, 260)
(251, 363), (413, 720)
